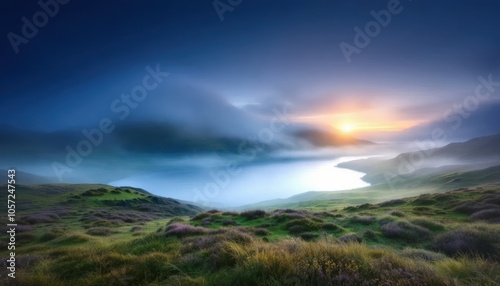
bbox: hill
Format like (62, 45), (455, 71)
(0, 184), (202, 227)
(338, 133), (500, 185)
(2, 182), (499, 285)
(244, 164), (500, 210)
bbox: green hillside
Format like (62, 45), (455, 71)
(1, 183), (500, 285)
(0, 184), (202, 220)
(245, 165), (500, 211)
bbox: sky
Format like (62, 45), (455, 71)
(2, 0), (500, 140)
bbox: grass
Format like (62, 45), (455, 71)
(1, 183), (500, 285)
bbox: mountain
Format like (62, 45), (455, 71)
(243, 134), (500, 210)
(338, 133), (500, 185)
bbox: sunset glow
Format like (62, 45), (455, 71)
(293, 113), (420, 136)
(341, 123), (354, 133)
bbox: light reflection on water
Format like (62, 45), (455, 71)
(109, 156), (370, 207)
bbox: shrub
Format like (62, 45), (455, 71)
(273, 208), (307, 215)
(273, 213), (307, 222)
(321, 223), (339, 231)
(349, 215), (376, 225)
(180, 229), (254, 270)
(81, 210), (158, 226)
(410, 218), (445, 231)
(254, 228), (270, 236)
(318, 211), (338, 218)
(241, 210), (267, 220)
(363, 229), (377, 240)
(298, 232), (319, 241)
(454, 202), (500, 214)
(339, 233), (363, 244)
(22, 212), (60, 224)
(431, 229), (496, 257)
(357, 203), (374, 209)
(37, 227), (67, 242)
(310, 217), (324, 223)
(165, 224), (207, 237)
(201, 217), (212, 226)
(222, 219), (238, 226)
(399, 248), (447, 262)
(285, 219), (320, 235)
(386, 210), (405, 217)
(380, 221), (433, 242)
(378, 215), (397, 226)
(481, 194), (500, 205)
(471, 209), (500, 223)
(218, 229), (255, 244)
(130, 226), (144, 233)
(191, 212), (211, 221)
(222, 211), (239, 216)
(271, 209), (320, 222)
(55, 233), (94, 244)
(87, 219), (124, 228)
(380, 199), (406, 206)
(167, 217), (186, 225)
(86, 227), (114, 236)
(81, 188), (108, 196)
(412, 197), (436, 205)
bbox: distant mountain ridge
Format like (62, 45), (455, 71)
(338, 133), (500, 184)
(245, 134), (500, 210)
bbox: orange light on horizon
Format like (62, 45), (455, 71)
(292, 112), (422, 134)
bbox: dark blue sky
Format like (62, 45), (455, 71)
(2, 0), (500, 138)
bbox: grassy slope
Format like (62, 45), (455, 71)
(0, 184), (201, 215)
(0, 184), (202, 262)
(337, 134), (500, 186)
(2, 183), (500, 285)
(245, 165), (500, 211)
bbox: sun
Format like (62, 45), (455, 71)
(341, 123), (354, 133)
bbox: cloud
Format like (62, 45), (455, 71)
(124, 82), (270, 138)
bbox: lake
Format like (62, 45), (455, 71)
(109, 156), (370, 207)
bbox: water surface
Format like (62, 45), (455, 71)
(109, 156), (370, 207)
